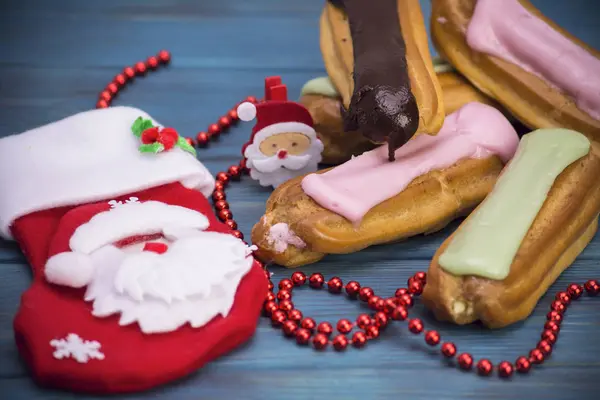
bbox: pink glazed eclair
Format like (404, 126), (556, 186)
(251, 103), (519, 268)
(431, 0), (600, 137)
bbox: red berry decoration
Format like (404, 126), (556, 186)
(457, 353), (473, 370)
(424, 330), (440, 346)
(291, 271), (307, 286)
(308, 273), (325, 289)
(441, 343), (457, 358)
(477, 359), (493, 376)
(352, 331), (367, 348)
(332, 334), (348, 351)
(497, 361), (514, 378)
(336, 319), (353, 334)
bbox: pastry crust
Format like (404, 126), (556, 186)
(422, 141), (600, 328)
(431, 0), (600, 137)
(321, 0), (445, 136)
(251, 156), (504, 268)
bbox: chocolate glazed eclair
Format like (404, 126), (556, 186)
(323, 0), (445, 161)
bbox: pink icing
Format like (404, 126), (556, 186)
(466, 0), (600, 120)
(301, 102), (519, 224)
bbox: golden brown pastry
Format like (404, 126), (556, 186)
(252, 103), (519, 268)
(431, 0), (600, 137)
(422, 128), (599, 328)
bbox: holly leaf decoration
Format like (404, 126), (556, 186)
(176, 137), (197, 156)
(138, 143), (165, 154)
(131, 117), (155, 138)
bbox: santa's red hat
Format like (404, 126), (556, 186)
(237, 77), (316, 152)
(44, 198), (210, 289)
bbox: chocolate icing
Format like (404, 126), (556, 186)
(329, 0), (420, 161)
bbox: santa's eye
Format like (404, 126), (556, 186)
(271, 143), (277, 148)
(291, 142), (298, 147)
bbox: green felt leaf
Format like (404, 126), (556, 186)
(138, 142), (164, 154)
(131, 117), (155, 138)
(176, 137), (197, 156)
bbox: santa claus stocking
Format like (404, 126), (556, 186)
(0, 107), (268, 393)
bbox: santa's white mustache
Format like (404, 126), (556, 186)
(251, 153), (312, 173)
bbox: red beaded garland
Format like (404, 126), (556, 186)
(301, 318), (316, 331)
(457, 353), (473, 370)
(585, 279), (599, 295)
(364, 325), (380, 339)
(515, 356), (531, 373)
(337, 319), (353, 334)
(356, 314), (372, 329)
(408, 319), (424, 334)
(278, 300), (294, 313)
(309, 273), (325, 289)
(288, 309), (303, 323)
(345, 281), (361, 297)
(279, 278), (294, 291)
(497, 361), (514, 378)
(291, 271), (307, 286)
(424, 330), (440, 346)
(282, 320), (298, 337)
(312, 333), (329, 350)
(270, 310), (287, 327)
(477, 359), (493, 376)
(352, 331), (368, 348)
(358, 287), (374, 302)
(529, 349), (545, 364)
(441, 343), (457, 358)
(327, 277), (343, 293)
(317, 322), (333, 336)
(295, 328), (311, 345)
(332, 334), (349, 351)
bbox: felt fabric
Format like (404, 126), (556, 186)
(0, 106), (215, 239)
(12, 182), (268, 394)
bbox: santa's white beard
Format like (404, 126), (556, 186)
(83, 231), (254, 334)
(245, 140), (323, 188)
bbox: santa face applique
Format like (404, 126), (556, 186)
(238, 76), (324, 188)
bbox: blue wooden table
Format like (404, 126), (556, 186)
(1, 1), (599, 398)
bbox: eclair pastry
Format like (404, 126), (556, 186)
(252, 103), (519, 268)
(321, 0), (445, 160)
(422, 128), (599, 329)
(431, 0), (600, 136)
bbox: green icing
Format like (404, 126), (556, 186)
(438, 128), (590, 280)
(300, 77), (339, 98)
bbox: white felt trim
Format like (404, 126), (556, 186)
(70, 201), (210, 255)
(0, 107), (216, 240)
(253, 122), (316, 144)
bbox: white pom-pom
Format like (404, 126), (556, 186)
(237, 102), (257, 122)
(45, 252), (95, 288)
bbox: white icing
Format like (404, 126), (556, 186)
(50, 333), (105, 363)
(267, 223), (306, 253)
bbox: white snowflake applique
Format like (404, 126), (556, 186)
(108, 196), (140, 209)
(50, 333), (105, 363)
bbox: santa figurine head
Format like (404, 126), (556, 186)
(238, 76), (324, 188)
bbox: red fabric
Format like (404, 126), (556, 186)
(11, 182), (268, 394)
(264, 76), (283, 101)
(249, 101), (314, 143)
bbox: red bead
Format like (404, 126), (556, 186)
(246, 96), (258, 104)
(414, 271), (427, 283)
(441, 342), (457, 358)
(515, 356), (531, 373)
(332, 334), (348, 351)
(312, 333), (329, 350)
(278, 300), (294, 312)
(317, 322), (333, 336)
(457, 353), (473, 370)
(212, 190), (226, 202)
(277, 290), (291, 301)
(555, 291), (571, 305)
(99, 90), (112, 102)
(408, 318), (424, 334)
(218, 116), (232, 129)
(279, 278), (294, 291)
(123, 66), (136, 79)
(218, 209), (233, 221)
(157, 50), (171, 64)
(383, 297), (397, 313)
(356, 314), (372, 329)
(358, 287), (374, 302)
(395, 288), (409, 297)
(550, 300), (566, 313)
(208, 123), (221, 137)
(567, 283), (583, 299)
(584, 279), (600, 296)
(228, 109), (239, 120)
(113, 74), (127, 86)
(265, 292), (276, 302)
(107, 82), (119, 95)
(327, 277), (343, 293)
(537, 340), (553, 356)
(529, 348), (545, 364)
(391, 306), (408, 321)
(96, 99), (109, 109)
(477, 359), (493, 376)
(397, 293), (413, 308)
(185, 137), (196, 147)
(374, 312), (388, 329)
(345, 281), (361, 297)
(216, 171), (229, 183)
(270, 310), (287, 326)
(282, 320), (298, 337)
(196, 132), (210, 147)
(225, 220), (238, 230)
(368, 295), (382, 310)
(295, 328), (311, 345)
(308, 273), (325, 289)
(214, 181), (225, 192)
(498, 361), (514, 378)
(547, 310), (563, 324)
(214, 200), (229, 210)
(263, 301), (278, 316)
(301, 318), (316, 331)
(407, 278), (424, 295)
(541, 330), (557, 344)
(227, 165), (241, 180)
(424, 330), (440, 346)
(146, 56), (159, 69)
(291, 271), (307, 286)
(544, 320), (561, 334)
(364, 325), (380, 339)
(239, 158), (249, 173)
(232, 230), (244, 240)
(134, 61), (147, 75)
(337, 319), (353, 334)
(352, 331), (367, 348)
(288, 309), (303, 323)
(267, 281), (274, 291)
